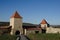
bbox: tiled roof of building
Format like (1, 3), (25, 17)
(40, 19), (48, 24)
(0, 26), (11, 29)
(10, 11), (22, 18)
(27, 28), (41, 30)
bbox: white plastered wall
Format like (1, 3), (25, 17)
(41, 24), (47, 29)
(10, 18), (23, 35)
(46, 27), (60, 33)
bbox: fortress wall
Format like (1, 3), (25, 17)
(46, 27), (60, 33)
(26, 30), (41, 35)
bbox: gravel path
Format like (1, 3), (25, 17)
(16, 34), (30, 40)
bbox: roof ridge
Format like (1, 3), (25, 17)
(40, 19), (48, 24)
(10, 11), (22, 18)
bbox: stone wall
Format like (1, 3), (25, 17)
(46, 27), (60, 33)
(26, 30), (41, 35)
(10, 18), (23, 35)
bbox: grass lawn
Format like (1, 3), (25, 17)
(0, 34), (16, 40)
(0, 33), (60, 40)
(27, 33), (60, 40)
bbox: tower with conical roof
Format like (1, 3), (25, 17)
(40, 19), (48, 29)
(40, 19), (49, 33)
(10, 11), (23, 35)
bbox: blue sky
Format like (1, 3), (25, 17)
(0, 0), (60, 25)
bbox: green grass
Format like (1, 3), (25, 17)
(0, 34), (16, 40)
(27, 33), (60, 40)
(0, 33), (60, 40)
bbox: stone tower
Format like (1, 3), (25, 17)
(10, 11), (23, 35)
(40, 19), (48, 33)
(40, 19), (48, 28)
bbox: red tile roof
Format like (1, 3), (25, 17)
(10, 11), (22, 18)
(0, 26), (11, 29)
(40, 19), (48, 24)
(27, 28), (41, 30)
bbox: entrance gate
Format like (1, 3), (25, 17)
(15, 30), (20, 35)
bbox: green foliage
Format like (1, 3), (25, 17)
(28, 33), (60, 40)
(0, 34), (16, 40)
